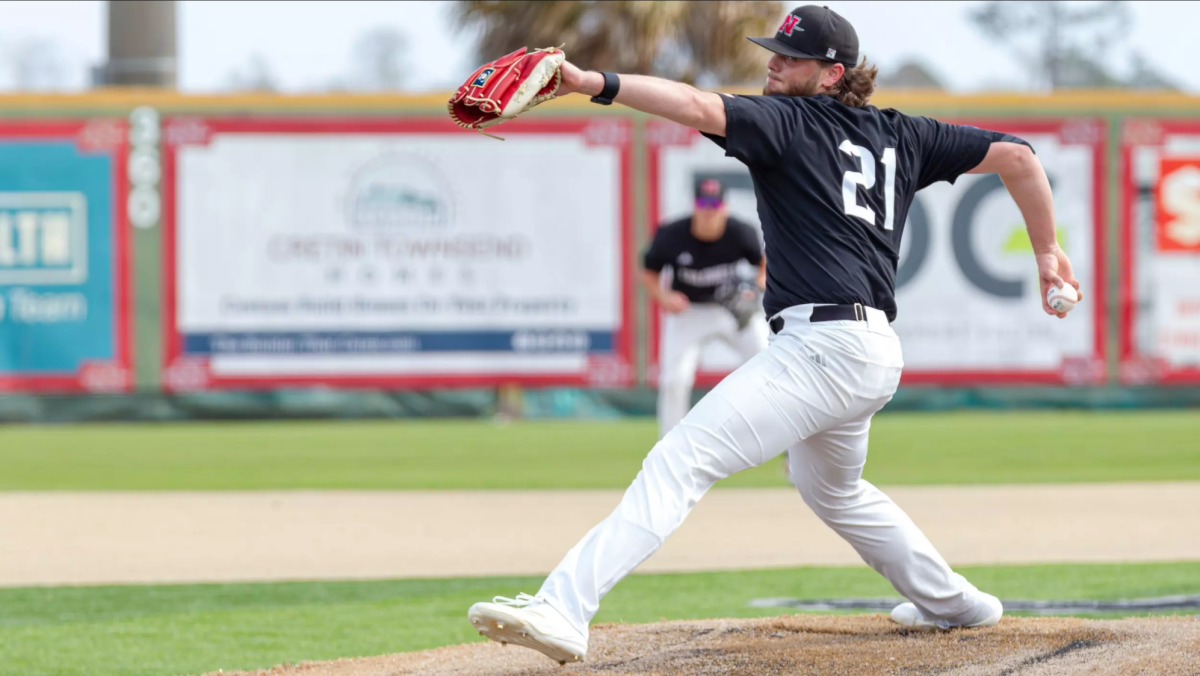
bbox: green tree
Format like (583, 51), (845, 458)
(452, 1), (786, 86)
(878, 60), (945, 90)
(1, 37), (67, 91)
(969, 0), (1176, 90)
(223, 53), (277, 92)
(349, 28), (409, 91)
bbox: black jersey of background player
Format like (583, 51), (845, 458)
(642, 216), (763, 304)
(705, 93), (1021, 321)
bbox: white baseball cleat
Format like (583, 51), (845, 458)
(890, 592), (1003, 629)
(468, 593), (587, 666)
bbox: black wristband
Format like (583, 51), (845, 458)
(590, 72), (620, 106)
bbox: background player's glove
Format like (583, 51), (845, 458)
(448, 46), (565, 139)
(714, 280), (763, 330)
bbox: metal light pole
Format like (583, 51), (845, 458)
(100, 0), (177, 87)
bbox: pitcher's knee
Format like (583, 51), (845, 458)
(616, 433), (720, 538)
(795, 477), (824, 516)
(650, 428), (726, 486)
(795, 475), (868, 524)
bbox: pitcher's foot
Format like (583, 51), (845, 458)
(468, 593), (587, 665)
(890, 592), (1002, 629)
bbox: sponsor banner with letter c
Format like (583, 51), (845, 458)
(646, 118), (1107, 386)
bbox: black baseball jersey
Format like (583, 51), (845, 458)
(704, 93), (1014, 321)
(642, 216), (763, 304)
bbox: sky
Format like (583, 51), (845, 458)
(0, 0), (1198, 93)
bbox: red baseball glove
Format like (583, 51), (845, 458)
(448, 46), (565, 139)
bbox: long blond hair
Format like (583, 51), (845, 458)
(826, 58), (879, 107)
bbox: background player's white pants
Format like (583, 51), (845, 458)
(658, 303), (768, 438)
(538, 303), (987, 635)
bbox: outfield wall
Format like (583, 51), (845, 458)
(0, 90), (1197, 419)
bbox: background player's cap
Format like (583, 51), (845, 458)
(694, 177), (727, 209)
(748, 5), (859, 68)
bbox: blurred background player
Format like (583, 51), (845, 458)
(642, 177), (768, 437)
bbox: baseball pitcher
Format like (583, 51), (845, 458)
(462, 5), (1083, 665)
(644, 177), (768, 438)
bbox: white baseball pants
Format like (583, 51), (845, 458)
(538, 303), (988, 634)
(657, 303), (769, 438)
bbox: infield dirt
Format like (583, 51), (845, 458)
(4, 483), (1199, 585)
(214, 615), (1200, 675)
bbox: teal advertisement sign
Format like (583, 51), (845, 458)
(0, 121), (130, 392)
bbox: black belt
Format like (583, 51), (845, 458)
(769, 303), (868, 334)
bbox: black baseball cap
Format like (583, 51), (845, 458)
(694, 177), (727, 207)
(748, 5), (859, 67)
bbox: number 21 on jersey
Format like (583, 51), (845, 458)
(839, 140), (896, 231)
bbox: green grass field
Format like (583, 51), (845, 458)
(1, 562), (1198, 676)
(0, 411), (1196, 489)
(1, 411), (1197, 675)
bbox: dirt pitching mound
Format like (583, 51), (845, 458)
(217, 614), (1200, 676)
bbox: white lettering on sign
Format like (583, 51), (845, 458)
(6, 288), (87, 323)
(0, 193), (88, 285)
(1159, 164), (1200, 248)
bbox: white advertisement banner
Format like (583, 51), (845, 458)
(648, 118), (1106, 385)
(1120, 119), (1200, 384)
(163, 118), (633, 389)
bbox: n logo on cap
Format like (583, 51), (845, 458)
(779, 15), (803, 35)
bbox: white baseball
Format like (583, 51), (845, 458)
(1047, 284), (1078, 313)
